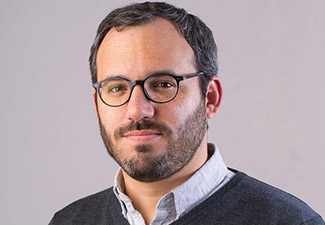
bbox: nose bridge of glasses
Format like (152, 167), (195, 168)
(129, 79), (150, 101)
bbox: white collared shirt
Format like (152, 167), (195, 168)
(113, 144), (235, 225)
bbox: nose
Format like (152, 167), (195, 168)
(126, 85), (155, 121)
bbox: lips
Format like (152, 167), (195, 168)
(114, 120), (173, 140)
(123, 130), (162, 141)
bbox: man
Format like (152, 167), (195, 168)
(50, 2), (324, 225)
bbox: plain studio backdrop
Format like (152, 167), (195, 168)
(1, 0), (324, 224)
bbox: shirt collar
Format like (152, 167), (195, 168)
(113, 170), (128, 217)
(171, 143), (228, 217)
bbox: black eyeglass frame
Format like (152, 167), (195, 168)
(92, 71), (205, 107)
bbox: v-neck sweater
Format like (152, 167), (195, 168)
(49, 171), (324, 225)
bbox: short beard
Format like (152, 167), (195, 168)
(98, 100), (207, 182)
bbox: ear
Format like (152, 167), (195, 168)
(92, 90), (99, 121)
(205, 76), (223, 119)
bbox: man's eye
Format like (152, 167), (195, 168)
(154, 81), (175, 88)
(108, 85), (127, 93)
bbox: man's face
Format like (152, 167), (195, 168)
(95, 18), (208, 182)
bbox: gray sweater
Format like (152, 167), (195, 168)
(49, 171), (324, 225)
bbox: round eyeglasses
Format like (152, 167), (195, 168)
(92, 71), (205, 107)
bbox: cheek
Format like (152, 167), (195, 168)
(171, 86), (202, 113)
(156, 100), (188, 128)
(97, 104), (124, 130)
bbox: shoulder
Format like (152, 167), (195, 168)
(222, 170), (323, 223)
(55, 187), (114, 214)
(179, 170), (324, 224)
(237, 171), (311, 207)
(49, 187), (122, 225)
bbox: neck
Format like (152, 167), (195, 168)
(122, 138), (208, 225)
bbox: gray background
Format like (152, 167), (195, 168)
(1, 0), (324, 224)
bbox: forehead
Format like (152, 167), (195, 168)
(96, 18), (196, 80)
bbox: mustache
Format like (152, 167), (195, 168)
(114, 120), (173, 139)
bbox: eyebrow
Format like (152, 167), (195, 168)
(104, 75), (127, 81)
(104, 69), (177, 81)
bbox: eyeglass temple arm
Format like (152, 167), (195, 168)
(181, 71), (205, 81)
